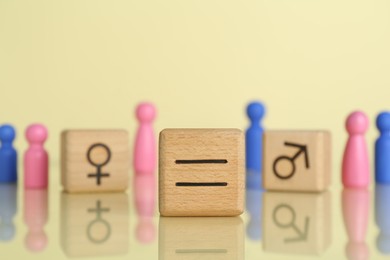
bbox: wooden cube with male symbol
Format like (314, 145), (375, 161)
(263, 130), (331, 192)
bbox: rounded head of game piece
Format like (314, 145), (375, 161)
(25, 232), (47, 252)
(376, 112), (390, 133)
(0, 125), (16, 143)
(346, 111), (369, 135)
(25, 124), (48, 144)
(247, 102), (265, 122)
(136, 102), (156, 123)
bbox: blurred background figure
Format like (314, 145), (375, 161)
(245, 102), (265, 189)
(133, 102), (157, 174)
(24, 124), (49, 189)
(0, 125), (17, 183)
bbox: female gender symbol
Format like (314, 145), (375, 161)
(87, 143), (111, 185)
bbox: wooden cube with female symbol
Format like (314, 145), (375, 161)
(61, 130), (129, 193)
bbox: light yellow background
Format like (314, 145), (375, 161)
(0, 1), (389, 259)
(1, 0), (389, 168)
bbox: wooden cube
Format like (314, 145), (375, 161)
(263, 130), (331, 192)
(263, 191), (331, 255)
(61, 130), (129, 193)
(159, 128), (244, 216)
(159, 217), (244, 260)
(60, 192), (129, 257)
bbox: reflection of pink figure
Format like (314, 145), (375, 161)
(136, 218), (155, 244)
(342, 111), (370, 188)
(24, 124), (48, 189)
(342, 188), (369, 260)
(134, 173), (156, 244)
(133, 103), (156, 174)
(24, 189), (48, 252)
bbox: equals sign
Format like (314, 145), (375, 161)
(175, 159), (228, 187)
(176, 249), (228, 254)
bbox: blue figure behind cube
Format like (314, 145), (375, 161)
(0, 125), (17, 183)
(376, 112), (390, 184)
(246, 101), (265, 188)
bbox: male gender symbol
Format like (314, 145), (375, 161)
(87, 143), (111, 185)
(273, 142), (309, 180)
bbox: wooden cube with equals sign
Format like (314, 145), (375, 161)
(159, 129), (245, 216)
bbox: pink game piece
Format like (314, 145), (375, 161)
(342, 188), (370, 260)
(24, 124), (49, 189)
(342, 111), (370, 188)
(133, 102), (157, 174)
(24, 189), (48, 252)
(134, 173), (156, 243)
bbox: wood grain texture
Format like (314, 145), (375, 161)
(61, 130), (129, 193)
(60, 192), (129, 257)
(159, 128), (244, 216)
(263, 130), (331, 192)
(263, 191), (331, 255)
(159, 217), (244, 260)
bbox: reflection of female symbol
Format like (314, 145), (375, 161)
(87, 143), (111, 185)
(272, 204), (309, 243)
(272, 142), (310, 180)
(86, 200), (111, 244)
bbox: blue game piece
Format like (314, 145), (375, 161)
(375, 184), (390, 254)
(375, 112), (390, 184)
(0, 184), (17, 241)
(0, 125), (17, 183)
(246, 101), (265, 187)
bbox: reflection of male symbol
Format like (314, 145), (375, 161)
(272, 204), (309, 243)
(273, 142), (309, 180)
(87, 200), (111, 244)
(87, 143), (111, 185)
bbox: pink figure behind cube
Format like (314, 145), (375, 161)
(24, 124), (48, 189)
(133, 102), (157, 174)
(342, 111), (370, 188)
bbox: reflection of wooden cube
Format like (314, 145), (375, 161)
(60, 192), (129, 257)
(159, 217), (244, 260)
(61, 130), (129, 193)
(263, 191), (331, 255)
(263, 130), (331, 192)
(159, 129), (245, 216)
